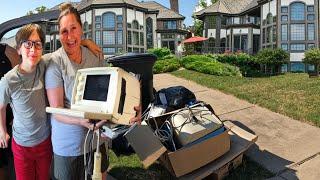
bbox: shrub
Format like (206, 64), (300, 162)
(180, 55), (242, 77)
(153, 57), (181, 74)
(147, 48), (171, 60)
(303, 48), (320, 76)
(255, 48), (289, 75)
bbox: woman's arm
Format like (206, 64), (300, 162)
(46, 87), (94, 129)
(81, 39), (103, 60)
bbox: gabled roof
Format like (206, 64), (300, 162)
(76, 0), (146, 11)
(141, 1), (185, 19)
(194, 0), (259, 17)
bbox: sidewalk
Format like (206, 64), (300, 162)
(154, 73), (320, 180)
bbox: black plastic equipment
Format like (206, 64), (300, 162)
(108, 53), (157, 112)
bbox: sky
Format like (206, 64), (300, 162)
(0, 0), (199, 38)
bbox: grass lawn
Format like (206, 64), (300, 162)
(108, 150), (274, 180)
(171, 70), (320, 127)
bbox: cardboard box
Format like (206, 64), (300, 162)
(125, 109), (231, 177)
(180, 120), (258, 180)
(210, 153), (243, 180)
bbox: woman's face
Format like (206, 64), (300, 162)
(18, 30), (43, 67)
(59, 13), (83, 57)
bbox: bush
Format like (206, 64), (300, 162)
(255, 48), (289, 75)
(180, 55), (242, 77)
(206, 53), (260, 77)
(147, 48), (171, 60)
(153, 57), (181, 74)
(303, 48), (320, 76)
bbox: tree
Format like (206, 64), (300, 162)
(26, 6), (47, 15)
(303, 48), (320, 77)
(255, 48), (289, 75)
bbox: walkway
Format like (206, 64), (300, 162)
(154, 73), (320, 180)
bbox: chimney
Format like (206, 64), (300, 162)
(170, 0), (179, 13)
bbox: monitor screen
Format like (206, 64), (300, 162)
(83, 75), (110, 101)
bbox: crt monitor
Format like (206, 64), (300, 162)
(46, 67), (140, 125)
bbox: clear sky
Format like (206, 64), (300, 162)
(0, 0), (198, 37)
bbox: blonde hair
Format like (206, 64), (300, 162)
(58, 3), (82, 27)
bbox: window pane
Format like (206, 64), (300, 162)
(133, 21), (139, 29)
(281, 25), (288, 41)
(307, 23), (315, 40)
(103, 48), (116, 54)
(140, 32), (144, 46)
(290, 44), (305, 51)
(117, 15), (123, 22)
(117, 30), (123, 45)
(291, 63), (305, 72)
(290, 24), (305, 40)
(95, 31), (101, 45)
(308, 43), (315, 49)
(290, 3), (305, 20)
(307, 6), (314, 12)
(95, 16), (101, 22)
(103, 31), (115, 45)
(133, 31), (139, 45)
(281, 43), (288, 50)
(102, 13), (115, 28)
(281, 7), (288, 13)
(307, 14), (315, 21)
(127, 23), (131, 29)
(128, 30), (132, 45)
(95, 23), (101, 29)
(281, 15), (288, 21)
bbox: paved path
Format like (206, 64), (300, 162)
(154, 73), (320, 180)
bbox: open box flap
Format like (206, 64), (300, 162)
(124, 124), (167, 168)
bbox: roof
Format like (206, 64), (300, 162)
(183, 36), (208, 43)
(140, 1), (185, 19)
(76, 0), (147, 11)
(194, 0), (259, 17)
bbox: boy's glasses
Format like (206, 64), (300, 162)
(21, 40), (43, 50)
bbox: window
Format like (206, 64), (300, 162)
(164, 21), (177, 29)
(117, 30), (123, 45)
(281, 24), (288, 41)
(146, 17), (153, 49)
(133, 21), (139, 30)
(83, 22), (89, 31)
(95, 31), (101, 45)
(281, 43), (288, 50)
(272, 26), (277, 42)
(127, 23), (131, 28)
(95, 16), (101, 22)
(308, 43), (315, 49)
(290, 44), (305, 51)
(267, 27), (272, 43)
(102, 13), (115, 28)
(290, 3), (305, 21)
(267, 13), (273, 24)
(140, 32), (144, 46)
(103, 31), (115, 45)
(128, 30), (132, 45)
(290, 24), (305, 40)
(281, 15), (288, 21)
(307, 23), (315, 41)
(307, 14), (315, 21)
(103, 48), (116, 54)
(208, 16), (216, 29)
(291, 63), (305, 72)
(133, 31), (139, 46)
(281, 6), (288, 13)
(233, 17), (240, 24)
(262, 28), (266, 43)
(95, 23), (101, 29)
(307, 6), (314, 12)
(117, 15), (123, 29)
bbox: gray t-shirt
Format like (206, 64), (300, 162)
(0, 60), (50, 147)
(45, 46), (104, 156)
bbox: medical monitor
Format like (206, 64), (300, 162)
(46, 67), (140, 125)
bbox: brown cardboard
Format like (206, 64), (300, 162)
(180, 120), (258, 179)
(125, 123), (230, 177)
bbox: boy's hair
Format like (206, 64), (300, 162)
(58, 3), (82, 28)
(15, 24), (45, 49)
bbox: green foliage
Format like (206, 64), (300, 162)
(147, 48), (171, 60)
(255, 48), (289, 65)
(193, 19), (204, 37)
(26, 6), (47, 15)
(180, 55), (242, 77)
(303, 48), (320, 66)
(153, 57), (181, 74)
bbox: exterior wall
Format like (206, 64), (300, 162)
(126, 9), (144, 25)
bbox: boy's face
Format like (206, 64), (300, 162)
(18, 30), (43, 67)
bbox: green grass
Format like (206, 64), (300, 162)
(171, 70), (320, 127)
(108, 150), (273, 179)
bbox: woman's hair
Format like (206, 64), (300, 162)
(58, 3), (82, 27)
(15, 24), (45, 49)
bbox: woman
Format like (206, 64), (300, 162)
(45, 3), (108, 180)
(0, 24), (52, 180)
